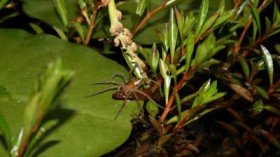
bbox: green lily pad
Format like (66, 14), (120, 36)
(0, 29), (138, 156)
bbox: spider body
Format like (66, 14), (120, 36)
(87, 75), (162, 119)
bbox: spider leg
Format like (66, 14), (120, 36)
(133, 89), (164, 109)
(114, 90), (132, 120)
(131, 90), (145, 114)
(111, 73), (127, 83)
(89, 81), (123, 86)
(85, 86), (119, 98)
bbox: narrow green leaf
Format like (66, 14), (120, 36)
(266, 28), (280, 39)
(164, 76), (171, 105)
(53, 0), (68, 29)
(264, 105), (280, 116)
(159, 59), (169, 79)
(168, 8), (178, 63)
(28, 23), (44, 34)
(186, 32), (194, 71)
(260, 45), (274, 86)
(159, 59), (171, 105)
(194, 34), (216, 64)
(0, 113), (11, 150)
(265, 17), (271, 32)
(199, 13), (219, 36)
(184, 107), (216, 126)
(239, 57), (250, 81)
(254, 85), (269, 100)
(149, 43), (160, 73)
(201, 92), (226, 105)
(273, 1), (280, 25)
(11, 128), (24, 156)
(136, 0), (148, 16)
(53, 26), (68, 41)
(183, 12), (195, 36)
(175, 7), (184, 39)
(195, 0), (209, 36)
(251, 4), (261, 38)
(213, 10), (234, 28)
(73, 22), (85, 42)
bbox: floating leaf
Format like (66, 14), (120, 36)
(0, 29), (138, 156)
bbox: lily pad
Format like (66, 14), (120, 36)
(0, 29), (138, 156)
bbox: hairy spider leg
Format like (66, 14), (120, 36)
(114, 90), (133, 120)
(132, 89), (164, 109)
(111, 73), (127, 83)
(85, 86), (120, 98)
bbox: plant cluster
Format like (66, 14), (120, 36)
(1, 0), (280, 156)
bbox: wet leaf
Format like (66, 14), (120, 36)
(252, 99), (264, 114)
(260, 45), (274, 86)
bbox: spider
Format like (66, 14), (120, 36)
(86, 74), (163, 119)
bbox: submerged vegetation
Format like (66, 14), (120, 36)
(1, 0), (280, 156)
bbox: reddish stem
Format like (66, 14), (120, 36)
(160, 66), (196, 123)
(132, 0), (171, 36)
(84, 1), (100, 46)
(233, 0), (269, 56)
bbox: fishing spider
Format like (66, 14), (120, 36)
(86, 74), (163, 119)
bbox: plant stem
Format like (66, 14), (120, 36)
(84, 1), (100, 46)
(160, 66), (196, 123)
(233, 0), (269, 56)
(132, 0), (178, 36)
